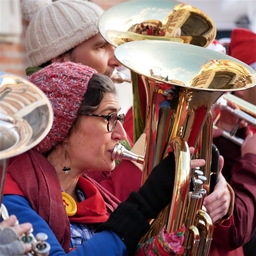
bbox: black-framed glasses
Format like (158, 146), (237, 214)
(84, 112), (125, 132)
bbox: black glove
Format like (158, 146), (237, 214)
(96, 152), (175, 255)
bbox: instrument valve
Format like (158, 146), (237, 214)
(20, 228), (37, 245)
(192, 179), (204, 198)
(32, 232), (51, 256)
(197, 175), (207, 196)
(192, 168), (203, 189)
(194, 168), (204, 178)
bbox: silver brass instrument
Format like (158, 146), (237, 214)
(99, 1), (256, 255)
(214, 93), (256, 145)
(112, 143), (144, 164)
(0, 71), (53, 255)
(223, 93), (256, 118)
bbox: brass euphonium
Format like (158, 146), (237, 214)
(112, 41), (256, 255)
(0, 71), (53, 255)
(100, 1), (256, 255)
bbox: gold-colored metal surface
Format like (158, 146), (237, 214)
(114, 41), (256, 255)
(99, 1), (256, 254)
(115, 40), (255, 144)
(99, 0), (216, 48)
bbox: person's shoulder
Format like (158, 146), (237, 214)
(3, 173), (24, 196)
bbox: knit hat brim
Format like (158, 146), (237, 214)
(28, 62), (97, 153)
(23, 0), (104, 66)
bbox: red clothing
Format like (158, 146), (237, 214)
(212, 130), (256, 256)
(99, 160), (142, 201)
(4, 149), (120, 252)
(100, 113), (256, 256)
(87, 160), (142, 201)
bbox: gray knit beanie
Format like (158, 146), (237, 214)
(22, 0), (104, 67)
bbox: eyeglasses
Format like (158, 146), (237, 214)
(84, 112), (125, 132)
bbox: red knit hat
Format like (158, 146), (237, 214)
(228, 28), (256, 66)
(29, 62), (97, 153)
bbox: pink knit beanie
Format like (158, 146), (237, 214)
(22, 0), (104, 67)
(29, 62), (97, 153)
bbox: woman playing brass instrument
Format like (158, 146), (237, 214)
(2, 62), (211, 256)
(19, 0), (234, 255)
(21, 0), (232, 222)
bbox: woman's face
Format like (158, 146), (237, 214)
(67, 92), (126, 172)
(64, 33), (121, 77)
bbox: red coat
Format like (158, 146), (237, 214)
(211, 130), (256, 256)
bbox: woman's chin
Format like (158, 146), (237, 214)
(99, 161), (115, 173)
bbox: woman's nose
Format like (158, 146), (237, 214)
(111, 120), (127, 140)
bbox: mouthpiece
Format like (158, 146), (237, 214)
(112, 143), (144, 164)
(110, 70), (131, 83)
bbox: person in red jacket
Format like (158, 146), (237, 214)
(20, 1), (235, 254)
(21, 0), (233, 221)
(212, 28), (256, 256)
(2, 61), (209, 256)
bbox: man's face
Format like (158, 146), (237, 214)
(65, 33), (121, 77)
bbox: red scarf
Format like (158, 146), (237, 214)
(69, 177), (119, 223)
(4, 149), (119, 252)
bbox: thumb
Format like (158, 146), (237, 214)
(218, 155), (224, 174)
